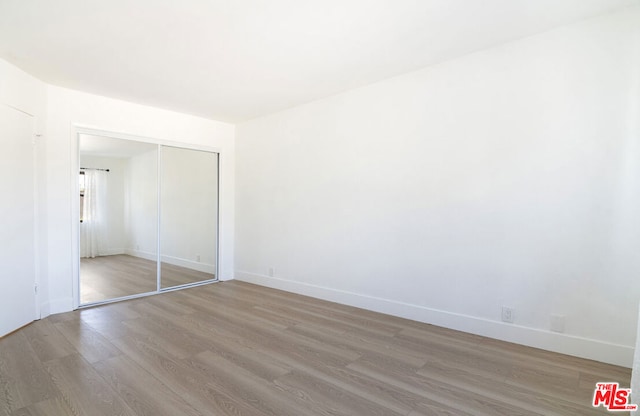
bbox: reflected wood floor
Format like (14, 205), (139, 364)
(80, 254), (215, 304)
(0, 281), (631, 416)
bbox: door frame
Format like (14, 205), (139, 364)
(0, 104), (39, 335)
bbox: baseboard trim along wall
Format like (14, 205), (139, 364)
(40, 297), (74, 319)
(124, 248), (157, 262)
(101, 248), (126, 256)
(125, 249), (215, 274)
(234, 271), (633, 368)
(160, 254), (216, 274)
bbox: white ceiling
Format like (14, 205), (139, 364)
(0, 0), (636, 122)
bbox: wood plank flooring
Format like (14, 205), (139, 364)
(0, 281), (632, 415)
(80, 254), (215, 304)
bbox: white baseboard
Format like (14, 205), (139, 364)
(79, 248), (125, 258)
(124, 249), (215, 274)
(39, 302), (50, 319)
(161, 254), (215, 274)
(124, 248), (156, 261)
(40, 297), (74, 318)
(102, 248), (126, 256)
(235, 271), (633, 368)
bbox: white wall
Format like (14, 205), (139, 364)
(45, 86), (235, 314)
(95, 145), (219, 274)
(236, 8), (640, 367)
(123, 149), (159, 259)
(80, 155), (127, 255)
(0, 59), (46, 124)
(161, 147), (218, 273)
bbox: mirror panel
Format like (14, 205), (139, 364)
(160, 146), (218, 289)
(79, 135), (159, 304)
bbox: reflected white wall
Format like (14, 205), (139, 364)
(80, 156), (126, 255)
(161, 147), (218, 273)
(123, 149), (158, 260)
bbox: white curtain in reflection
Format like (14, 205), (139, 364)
(80, 170), (108, 258)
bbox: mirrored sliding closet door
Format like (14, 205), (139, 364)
(78, 134), (219, 306)
(160, 146), (218, 289)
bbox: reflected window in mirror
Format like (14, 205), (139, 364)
(79, 135), (159, 304)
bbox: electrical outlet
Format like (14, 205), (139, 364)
(268, 267), (275, 277)
(550, 314), (565, 333)
(501, 306), (514, 323)
(196, 254), (201, 262)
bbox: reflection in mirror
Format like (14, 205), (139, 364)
(79, 135), (158, 304)
(160, 146), (218, 289)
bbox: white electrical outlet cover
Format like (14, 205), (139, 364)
(501, 306), (514, 323)
(550, 314), (565, 333)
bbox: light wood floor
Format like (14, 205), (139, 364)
(80, 254), (215, 304)
(0, 281), (631, 415)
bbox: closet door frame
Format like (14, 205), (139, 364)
(0, 104), (39, 336)
(71, 125), (221, 310)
